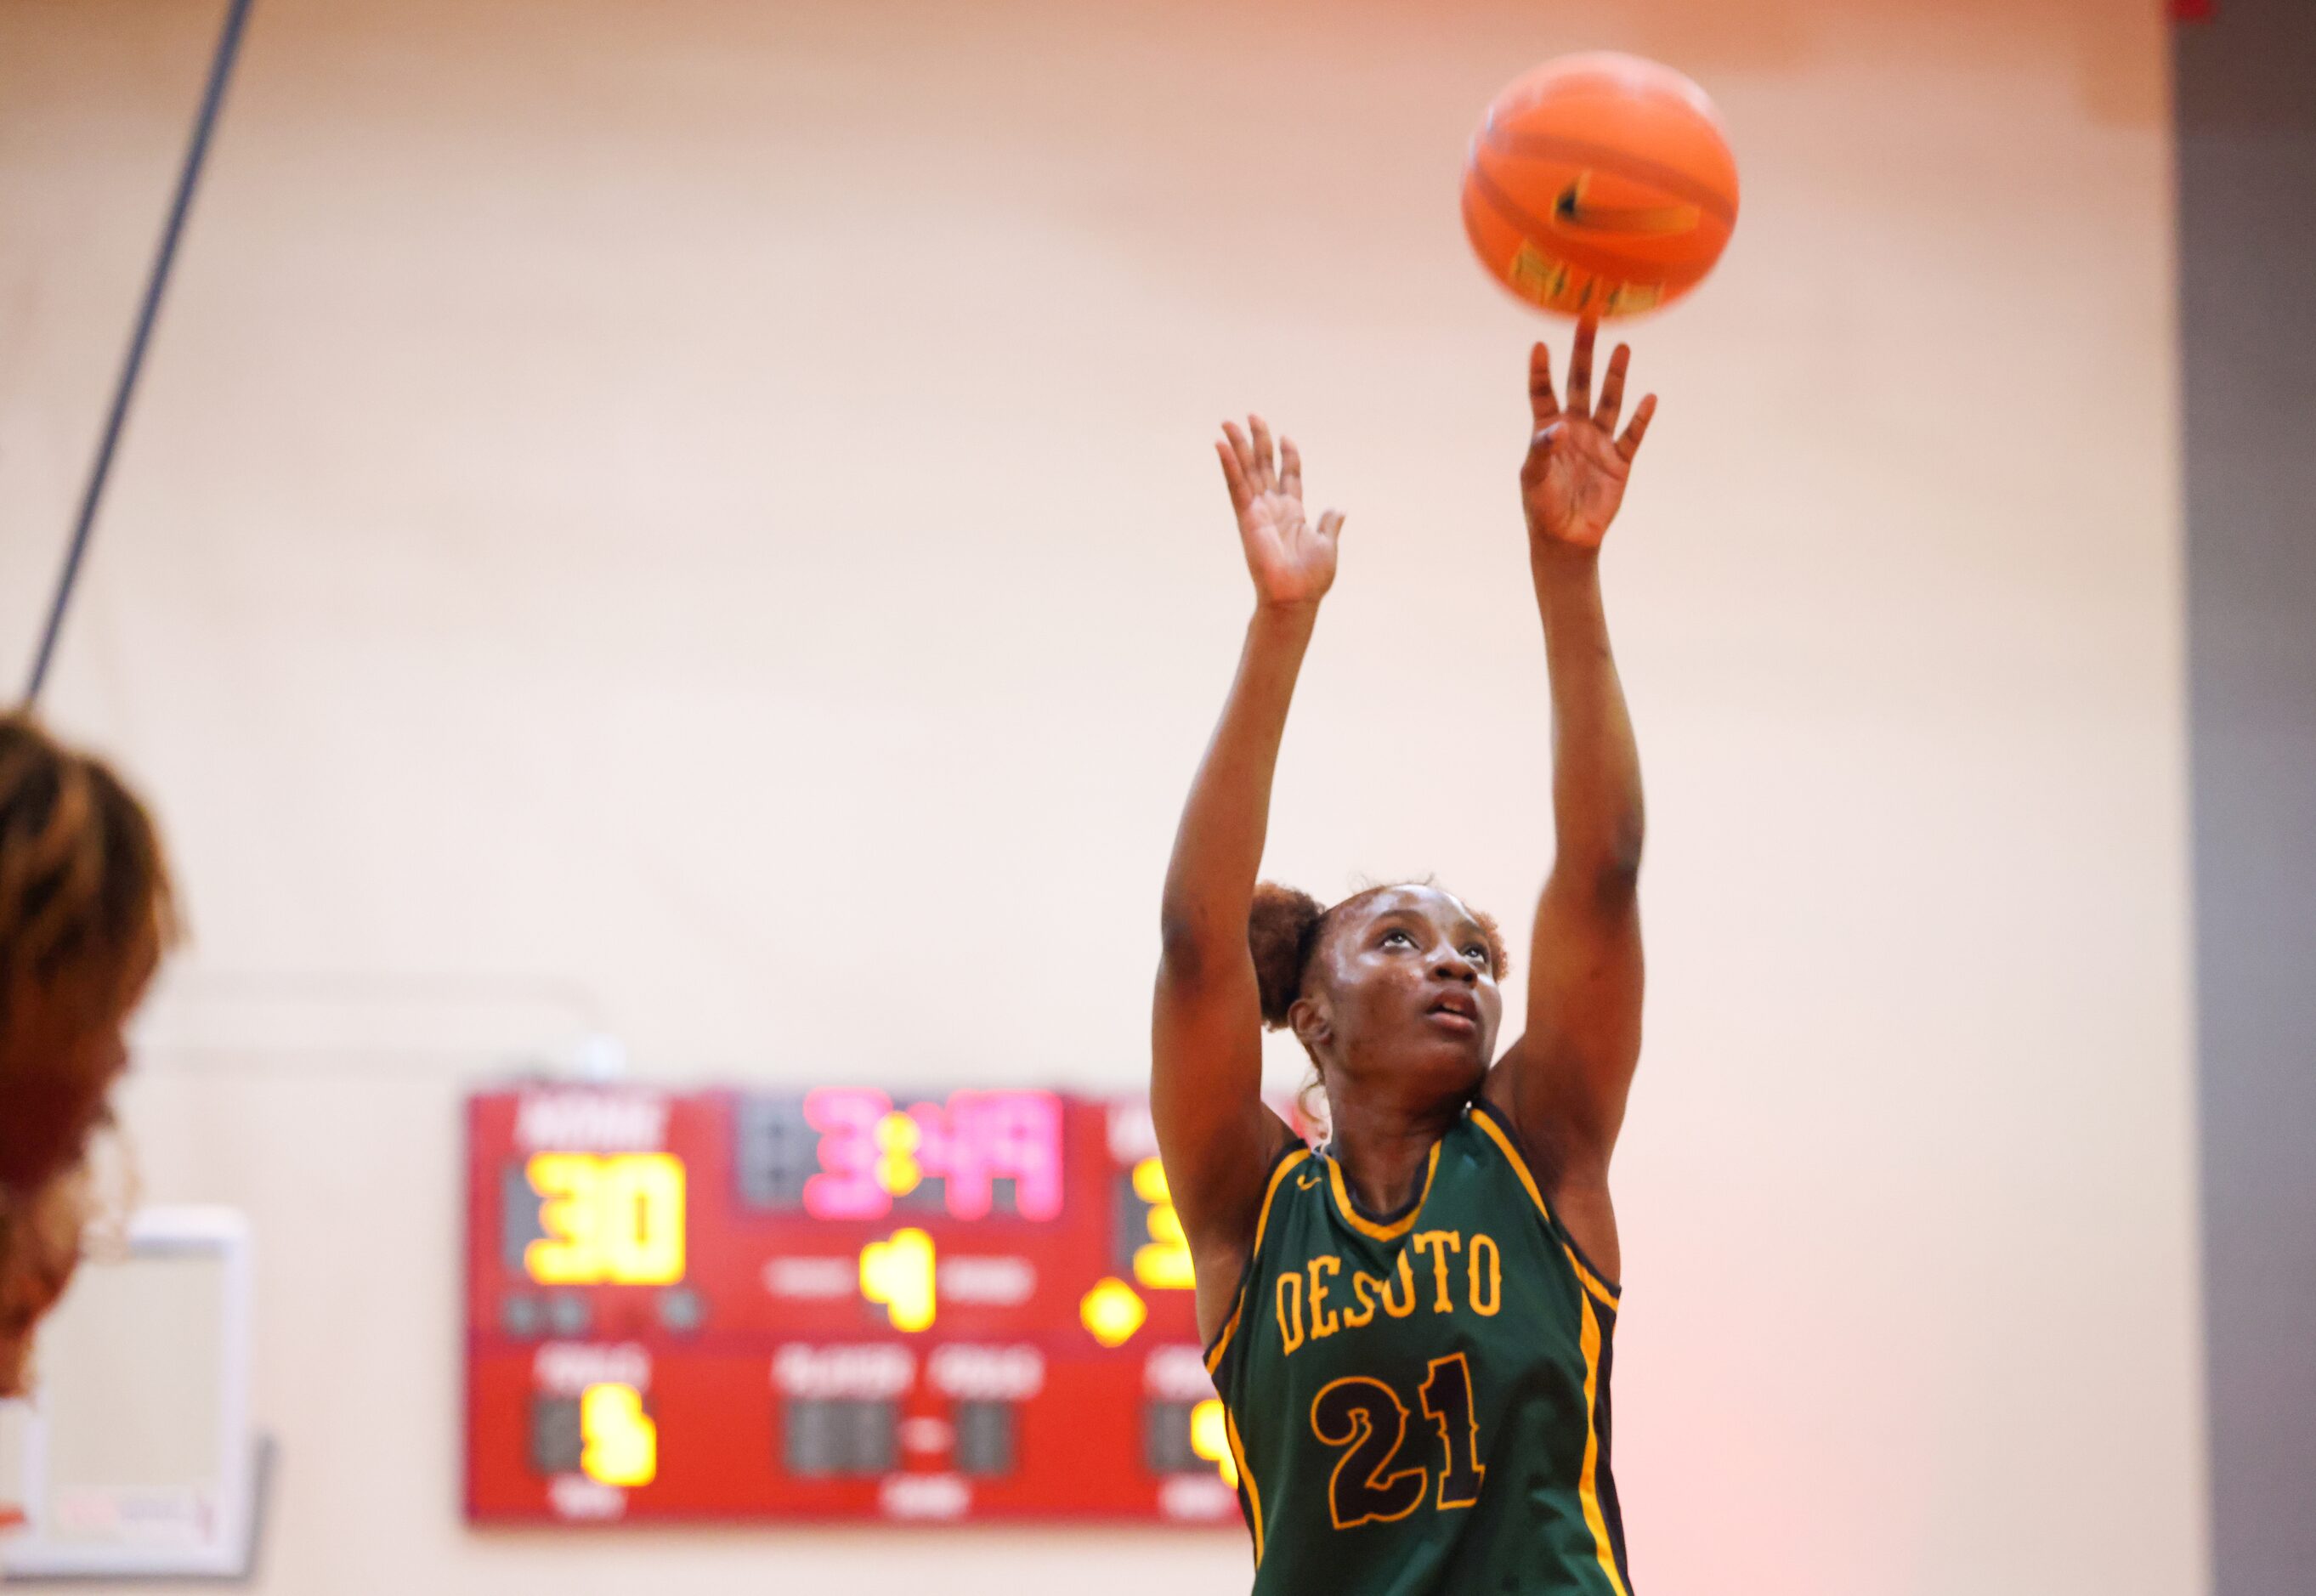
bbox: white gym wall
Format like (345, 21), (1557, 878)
(0, 1), (2194, 1591)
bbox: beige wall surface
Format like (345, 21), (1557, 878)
(0, 0), (2195, 1592)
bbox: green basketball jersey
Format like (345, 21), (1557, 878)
(1205, 1099), (1633, 1595)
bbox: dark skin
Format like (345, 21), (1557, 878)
(1153, 318), (1652, 1342)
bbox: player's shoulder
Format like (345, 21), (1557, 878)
(1256, 1135), (1323, 1225)
(1457, 1096), (1623, 1311)
(1455, 1094), (1551, 1206)
(1225, 1135), (1325, 1281)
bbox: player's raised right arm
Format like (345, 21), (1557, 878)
(1153, 418), (1341, 1338)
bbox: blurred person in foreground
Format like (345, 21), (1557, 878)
(0, 712), (175, 1399)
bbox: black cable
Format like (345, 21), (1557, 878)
(21, 0), (257, 707)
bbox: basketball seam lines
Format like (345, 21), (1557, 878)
(1467, 161), (1698, 282)
(1477, 127), (1739, 225)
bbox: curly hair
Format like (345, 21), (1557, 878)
(1247, 880), (1510, 1030)
(0, 714), (175, 1194)
(0, 715), (173, 1395)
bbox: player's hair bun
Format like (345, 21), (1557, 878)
(1248, 882), (1325, 1029)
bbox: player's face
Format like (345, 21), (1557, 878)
(1303, 886), (1503, 1091)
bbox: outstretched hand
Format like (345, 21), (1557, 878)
(1521, 318), (1656, 552)
(1218, 416), (1345, 613)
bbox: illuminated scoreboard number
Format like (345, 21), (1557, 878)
(735, 1089), (1064, 1222)
(527, 1345), (661, 1492)
(1113, 1156), (1193, 1291)
(1141, 1346), (1236, 1488)
(501, 1152), (686, 1286)
(499, 1152), (700, 1341)
(529, 1388), (658, 1486)
(1145, 1400), (1219, 1474)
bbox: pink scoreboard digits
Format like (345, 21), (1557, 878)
(800, 1089), (1064, 1222)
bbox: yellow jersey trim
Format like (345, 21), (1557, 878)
(1205, 1146), (1313, 1376)
(1323, 1140), (1440, 1242)
(1577, 1294), (1630, 1596)
(1225, 1405), (1264, 1565)
(1468, 1103), (1621, 1310)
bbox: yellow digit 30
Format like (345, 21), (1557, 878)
(524, 1152), (687, 1286)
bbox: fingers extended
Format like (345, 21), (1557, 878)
(1317, 508), (1345, 543)
(1566, 316), (1598, 413)
(1217, 436), (1254, 514)
(1246, 415), (1278, 491)
(1222, 419), (1258, 485)
(1594, 342), (1630, 431)
(1617, 393), (1658, 461)
(1528, 342), (1560, 424)
(1279, 436), (1304, 501)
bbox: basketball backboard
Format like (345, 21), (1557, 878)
(0, 1207), (261, 1579)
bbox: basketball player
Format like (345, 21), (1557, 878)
(0, 713), (176, 1398)
(1152, 318), (1653, 1593)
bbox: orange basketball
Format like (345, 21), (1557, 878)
(1463, 53), (1738, 319)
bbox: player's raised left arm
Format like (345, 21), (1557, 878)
(1486, 319), (1655, 1278)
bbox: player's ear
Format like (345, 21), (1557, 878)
(1288, 991), (1332, 1054)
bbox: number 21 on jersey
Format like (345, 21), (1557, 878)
(1309, 1352), (1485, 1530)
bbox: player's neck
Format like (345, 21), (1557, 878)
(1325, 1095), (1460, 1219)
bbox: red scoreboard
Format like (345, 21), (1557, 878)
(464, 1084), (1259, 1525)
